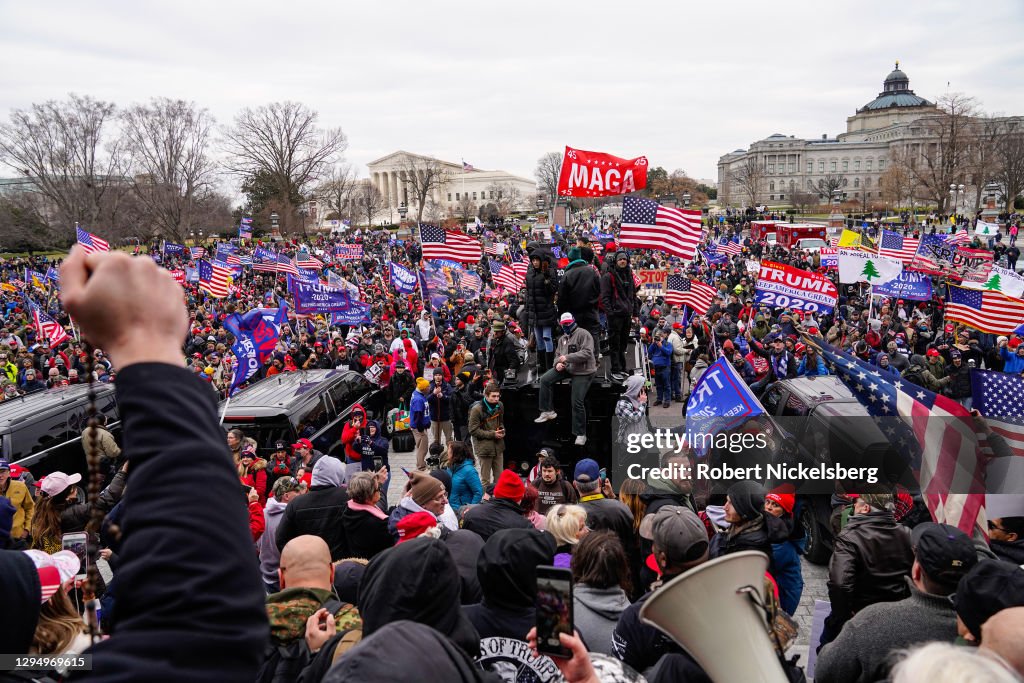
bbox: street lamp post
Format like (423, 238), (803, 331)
(398, 202), (408, 229)
(682, 192), (691, 208)
(949, 183), (965, 221)
(270, 212), (280, 236)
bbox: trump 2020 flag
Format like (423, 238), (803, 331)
(224, 301), (288, 395)
(685, 357), (764, 454)
(389, 262), (418, 295)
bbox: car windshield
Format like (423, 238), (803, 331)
(799, 239), (827, 248)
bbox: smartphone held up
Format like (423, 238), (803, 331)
(535, 565), (573, 659)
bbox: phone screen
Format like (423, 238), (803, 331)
(535, 565), (573, 658)
(373, 456), (383, 471)
(62, 533), (89, 580)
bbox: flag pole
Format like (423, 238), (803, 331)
(414, 222), (439, 341)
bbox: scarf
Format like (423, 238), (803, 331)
(347, 499), (388, 520)
(770, 350), (789, 379)
(482, 397), (500, 415)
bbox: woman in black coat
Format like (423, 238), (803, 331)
(525, 245), (559, 372)
(341, 471), (395, 561)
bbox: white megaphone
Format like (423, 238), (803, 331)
(639, 550), (788, 683)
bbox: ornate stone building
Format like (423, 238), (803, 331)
(717, 63), (971, 208)
(366, 151), (536, 217)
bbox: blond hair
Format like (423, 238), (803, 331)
(546, 505), (587, 547)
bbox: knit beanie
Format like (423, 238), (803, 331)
(567, 247), (582, 261)
(765, 491), (795, 515)
(408, 470), (443, 506)
(726, 481), (767, 521)
(396, 511), (440, 543)
(416, 377), (430, 392)
(493, 469), (525, 504)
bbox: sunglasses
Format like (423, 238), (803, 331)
(987, 520), (1008, 533)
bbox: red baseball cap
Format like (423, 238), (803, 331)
(292, 438), (313, 450)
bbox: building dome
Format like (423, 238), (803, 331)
(858, 61), (933, 112)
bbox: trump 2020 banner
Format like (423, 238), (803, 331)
(389, 262), (419, 295)
(755, 260), (838, 314)
(872, 271), (933, 301)
(556, 146), (648, 197)
(290, 279), (353, 315)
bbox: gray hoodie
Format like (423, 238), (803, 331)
(573, 584), (631, 656)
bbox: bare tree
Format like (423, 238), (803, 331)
(399, 156), (449, 224)
(486, 182), (522, 217)
(534, 151), (561, 206)
(120, 98), (217, 242)
(730, 156), (766, 208)
(790, 190), (818, 215)
(905, 93), (978, 211)
(965, 115), (1003, 214)
(814, 173), (847, 202)
(423, 198), (447, 223)
(995, 125), (1024, 213)
(315, 164), (356, 225)
(0, 94), (124, 234)
(351, 180), (385, 229)
(222, 101), (346, 235)
(0, 192), (59, 252)
(456, 194), (476, 223)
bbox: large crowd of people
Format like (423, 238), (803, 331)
(0, 207), (1023, 682)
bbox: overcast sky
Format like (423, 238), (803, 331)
(2, 1), (1023, 187)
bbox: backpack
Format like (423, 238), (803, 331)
(901, 366), (926, 388)
(255, 597), (343, 683)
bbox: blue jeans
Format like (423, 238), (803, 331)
(670, 362), (683, 400)
(653, 365), (671, 404)
(533, 326), (554, 352)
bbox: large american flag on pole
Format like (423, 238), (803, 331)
(972, 370), (1024, 460)
(198, 260), (231, 298)
(618, 197), (703, 261)
(817, 341), (986, 535)
(717, 238), (742, 256)
(878, 230), (920, 265)
(946, 229), (972, 246)
(663, 275), (716, 314)
(32, 305), (70, 347)
(945, 285), (1024, 335)
(420, 225), (482, 263)
(75, 227), (109, 255)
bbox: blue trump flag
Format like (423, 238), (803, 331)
(224, 301), (288, 395)
(389, 262), (418, 295)
(331, 301), (373, 326)
(872, 271), (932, 302)
(685, 357), (765, 454)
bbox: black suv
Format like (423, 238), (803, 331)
(4, 383), (121, 478)
(220, 369), (384, 460)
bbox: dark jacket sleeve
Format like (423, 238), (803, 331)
(83, 364), (268, 683)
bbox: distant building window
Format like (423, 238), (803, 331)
(447, 193), (452, 201)
(779, 194), (785, 200)
(866, 160), (873, 171)
(831, 161), (837, 172)
(807, 162), (813, 174)
(472, 192), (477, 200)
(489, 191), (494, 199)
(855, 160), (861, 171)
(456, 192), (460, 200)
(770, 182), (775, 192)
(769, 195), (775, 200)
(866, 192), (872, 198)
(789, 163), (795, 173)
(497, 191), (503, 199)
(768, 164), (775, 173)
(865, 178), (872, 188)
(819, 161), (825, 173)
(842, 161), (849, 171)
(878, 159), (885, 171)
(842, 178), (848, 187)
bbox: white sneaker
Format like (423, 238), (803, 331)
(534, 411), (557, 423)
(574, 435), (587, 446)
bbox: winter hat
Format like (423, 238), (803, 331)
(765, 490), (795, 515)
(567, 247), (582, 261)
(408, 470), (443, 507)
(416, 377), (431, 392)
(726, 481), (767, 521)
(953, 560), (1024, 642)
(491, 320), (506, 332)
(493, 469), (525, 504)
(396, 511), (440, 543)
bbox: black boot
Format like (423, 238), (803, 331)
(545, 351), (556, 373)
(536, 350), (548, 374)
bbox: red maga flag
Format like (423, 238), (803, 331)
(556, 146), (648, 198)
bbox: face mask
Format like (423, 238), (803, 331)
(561, 324), (575, 336)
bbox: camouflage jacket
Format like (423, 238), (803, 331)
(265, 586), (362, 644)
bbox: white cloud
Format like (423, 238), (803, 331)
(2, 0), (1023, 185)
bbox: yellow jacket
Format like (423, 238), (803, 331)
(2, 479), (34, 539)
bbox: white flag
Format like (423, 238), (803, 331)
(962, 264), (1024, 299)
(837, 248), (903, 285)
(975, 218), (1000, 237)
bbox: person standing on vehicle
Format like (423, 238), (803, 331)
(409, 377), (432, 471)
(525, 243), (559, 374)
(469, 381), (506, 487)
(558, 246), (602, 352)
(601, 250), (638, 381)
(534, 312), (597, 446)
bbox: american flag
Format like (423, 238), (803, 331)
(945, 285), (1024, 335)
(718, 238), (742, 256)
(225, 253), (242, 267)
(273, 253), (300, 277)
(972, 369), (1024, 460)
(817, 341), (985, 536)
(239, 217), (253, 239)
(462, 160), (475, 172)
(618, 197), (703, 261)
(878, 230), (920, 265)
(32, 305), (70, 347)
(252, 247), (279, 273)
(198, 260), (231, 298)
(296, 250), (324, 269)
(946, 230), (972, 246)
(484, 243), (503, 256)
(911, 234), (952, 275)
(664, 275), (716, 314)
(489, 259), (527, 292)
(420, 225), (482, 263)
(75, 227), (109, 254)
(239, 255), (252, 267)
(459, 270), (483, 294)
(190, 246), (206, 259)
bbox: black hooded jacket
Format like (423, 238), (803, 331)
(462, 497), (533, 542)
(0, 550), (40, 659)
(600, 251), (639, 319)
(464, 528), (556, 641)
(525, 246), (559, 328)
(557, 260), (601, 329)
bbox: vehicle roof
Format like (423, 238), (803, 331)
(779, 376), (859, 406)
(0, 384), (117, 430)
(222, 369), (355, 417)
